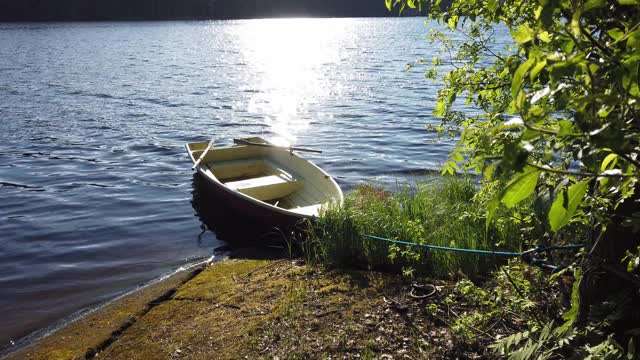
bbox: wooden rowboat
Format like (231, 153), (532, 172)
(186, 137), (343, 226)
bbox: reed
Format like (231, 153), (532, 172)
(308, 177), (528, 276)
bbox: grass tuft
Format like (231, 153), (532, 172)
(309, 177), (527, 276)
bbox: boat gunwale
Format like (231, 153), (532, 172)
(185, 141), (344, 219)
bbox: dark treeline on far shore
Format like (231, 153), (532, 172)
(0, 0), (430, 21)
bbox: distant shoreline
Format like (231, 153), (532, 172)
(0, 14), (420, 23)
(0, 0), (424, 23)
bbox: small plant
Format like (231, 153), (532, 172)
(426, 303), (439, 316)
(451, 278), (488, 306)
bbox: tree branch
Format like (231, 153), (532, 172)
(526, 162), (633, 178)
(617, 152), (640, 169)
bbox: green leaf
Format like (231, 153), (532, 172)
(537, 31), (552, 43)
(560, 38), (576, 53)
(559, 268), (582, 334)
(530, 59), (547, 81)
(608, 29), (625, 42)
(512, 58), (535, 98)
(529, 105), (545, 117)
(441, 163), (455, 176)
(558, 120), (574, 136)
(601, 154), (619, 172)
(628, 30), (640, 50)
(584, 0), (606, 11)
(487, 0), (499, 12)
(618, 0), (640, 4)
(548, 180), (590, 232)
(631, 82), (640, 97)
(501, 169), (541, 208)
(447, 16), (459, 29)
(434, 100), (446, 117)
(512, 24), (536, 44)
(486, 196), (500, 231)
(522, 128), (541, 141)
(570, 10), (582, 37)
(385, 0), (392, 11)
(534, 5), (544, 20)
(597, 105), (614, 117)
(484, 162), (498, 181)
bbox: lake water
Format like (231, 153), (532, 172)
(0, 18), (509, 349)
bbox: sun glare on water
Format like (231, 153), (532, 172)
(235, 18), (349, 147)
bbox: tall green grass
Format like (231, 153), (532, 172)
(309, 177), (528, 276)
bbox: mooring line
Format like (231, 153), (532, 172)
(361, 234), (585, 257)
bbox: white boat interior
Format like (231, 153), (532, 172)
(186, 138), (343, 218)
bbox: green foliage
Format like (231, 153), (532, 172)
(450, 278), (488, 305)
(485, 265), (630, 359)
(387, 0), (640, 357)
(432, 262), (564, 345)
(490, 320), (580, 360)
(548, 180), (590, 231)
(502, 168), (541, 209)
(623, 246), (640, 273)
(491, 320), (636, 359)
(393, 0), (640, 236)
(584, 336), (626, 360)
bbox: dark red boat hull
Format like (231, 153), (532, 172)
(193, 172), (312, 229)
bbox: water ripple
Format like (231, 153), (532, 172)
(0, 18), (511, 351)
(0, 181), (41, 190)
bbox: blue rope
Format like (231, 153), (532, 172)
(361, 234), (585, 257)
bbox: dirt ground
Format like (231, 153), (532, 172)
(4, 256), (502, 360)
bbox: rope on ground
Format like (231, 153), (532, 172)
(361, 234), (586, 273)
(409, 283), (437, 299)
(362, 234), (523, 257)
(361, 234), (585, 258)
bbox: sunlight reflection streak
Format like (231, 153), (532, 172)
(236, 19), (348, 146)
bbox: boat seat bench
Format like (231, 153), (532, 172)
(207, 159), (270, 181)
(206, 158), (304, 202)
(225, 174), (304, 202)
